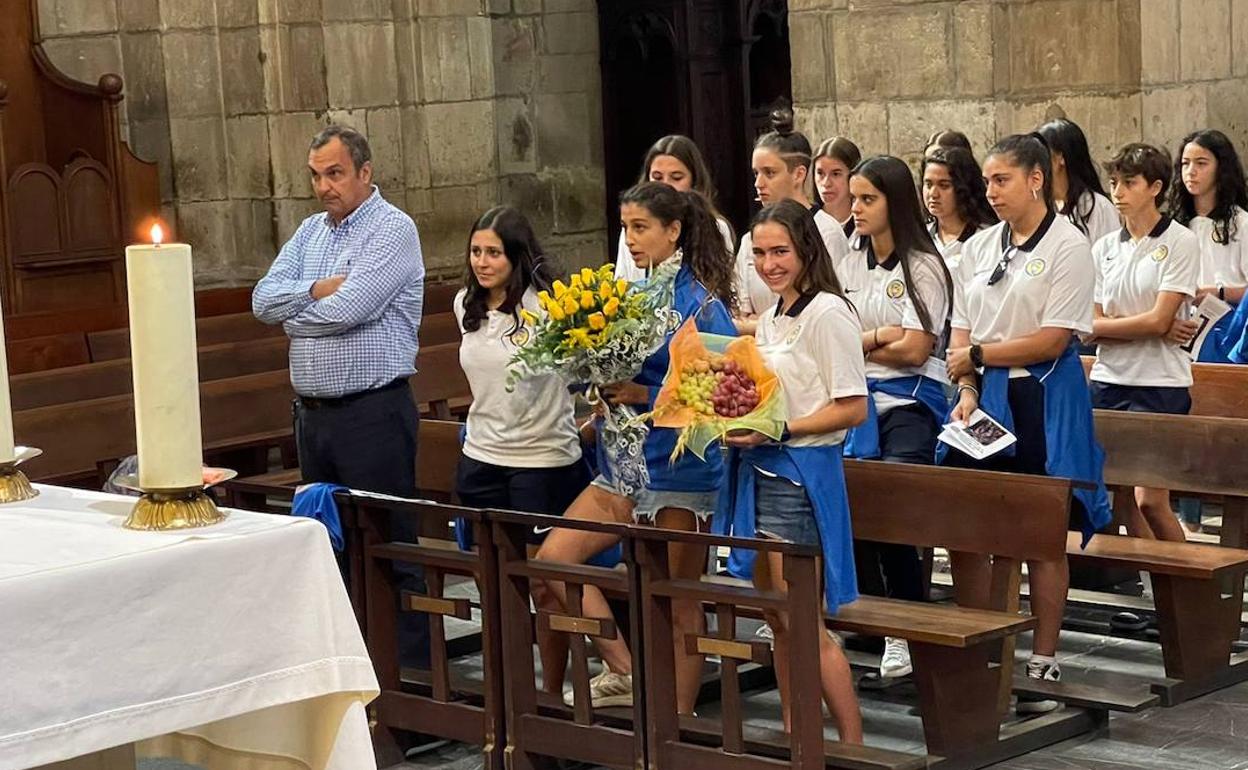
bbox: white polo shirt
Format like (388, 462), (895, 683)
(1189, 207), (1248, 289)
(952, 210), (1095, 351)
(1068, 191), (1121, 245)
(929, 221), (985, 272)
(454, 288), (582, 468)
(1090, 217), (1198, 387)
(737, 208), (857, 317)
(613, 217), (735, 282)
(755, 291), (866, 447)
(855, 242), (950, 413)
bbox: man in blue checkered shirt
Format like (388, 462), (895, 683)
(253, 124), (430, 676)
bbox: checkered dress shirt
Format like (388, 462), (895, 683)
(252, 187), (424, 398)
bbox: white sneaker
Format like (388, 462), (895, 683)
(880, 637), (912, 678)
(1016, 659), (1061, 714)
(563, 669), (634, 708)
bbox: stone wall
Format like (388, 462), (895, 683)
(35, 0), (607, 286)
(790, 0), (1247, 171)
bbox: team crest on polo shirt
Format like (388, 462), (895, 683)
(1150, 245), (1169, 263)
(886, 279), (906, 299)
(785, 324), (803, 345)
(509, 326), (531, 347)
(1025, 258), (1046, 277)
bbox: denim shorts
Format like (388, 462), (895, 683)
(753, 470), (819, 546)
(589, 474), (718, 523)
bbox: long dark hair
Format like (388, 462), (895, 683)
(619, 182), (736, 310)
(852, 156), (952, 335)
(921, 147), (998, 231)
(460, 206), (556, 335)
(637, 134), (733, 246)
(988, 132), (1056, 210)
(1037, 118), (1107, 235)
(751, 199), (847, 302)
(1168, 129), (1248, 245)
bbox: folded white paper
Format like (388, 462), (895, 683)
(1183, 294), (1232, 361)
(938, 409), (1017, 460)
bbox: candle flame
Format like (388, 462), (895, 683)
(150, 223), (164, 245)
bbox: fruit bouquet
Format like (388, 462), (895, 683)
(509, 256), (685, 495)
(646, 318), (786, 461)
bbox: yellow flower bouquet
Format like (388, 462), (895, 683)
(509, 254), (686, 494)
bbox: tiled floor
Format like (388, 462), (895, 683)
(385, 626), (1248, 770)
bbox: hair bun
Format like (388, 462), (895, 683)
(770, 106), (795, 136)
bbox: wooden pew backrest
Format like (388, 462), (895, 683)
(1095, 410), (1248, 496)
(1082, 356), (1248, 418)
(87, 312), (283, 361)
(844, 459), (1072, 562)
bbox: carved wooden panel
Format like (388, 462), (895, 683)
(63, 157), (118, 254)
(7, 163), (61, 260)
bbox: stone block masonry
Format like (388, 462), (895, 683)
(37, 0), (608, 286)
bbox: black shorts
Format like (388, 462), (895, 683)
(944, 376), (1089, 531)
(878, 402), (938, 465)
(455, 455), (590, 543)
(1089, 381), (1191, 415)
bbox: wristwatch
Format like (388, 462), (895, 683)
(1218, 284), (1226, 301)
(779, 422), (792, 442)
(969, 344), (985, 369)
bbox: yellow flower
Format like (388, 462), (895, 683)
(616, 279), (629, 297)
(562, 295), (579, 315)
(553, 280), (568, 299)
(580, 292), (595, 310)
(570, 273), (583, 289)
(537, 290), (551, 305)
(548, 303), (566, 322)
(588, 312), (606, 330)
(599, 281), (613, 301)
(580, 267), (595, 286)
(519, 309), (537, 325)
(603, 297), (620, 317)
(598, 264), (615, 281)
(568, 328), (592, 347)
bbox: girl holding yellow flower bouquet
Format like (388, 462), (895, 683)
(536, 182), (737, 715)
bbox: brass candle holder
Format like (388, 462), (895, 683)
(0, 446), (42, 504)
(116, 468), (237, 531)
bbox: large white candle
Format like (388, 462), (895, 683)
(0, 296), (15, 463)
(125, 225), (203, 489)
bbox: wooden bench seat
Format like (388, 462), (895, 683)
(832, 595), (1034, 648)
(1067, 530), (1248, 705)
(1083, 356), (1248, 418)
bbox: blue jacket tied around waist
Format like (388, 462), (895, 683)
(843, 375), (948, 459)
(291, 482), (347, 550)
(713, 444), (858, 615)
(936, 343), (1111, 545)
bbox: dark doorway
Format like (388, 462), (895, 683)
(596, 0), (792, 248)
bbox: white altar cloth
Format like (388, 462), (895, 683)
(0, 485), (379, 770)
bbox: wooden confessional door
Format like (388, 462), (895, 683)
(596, 0), (792, 242)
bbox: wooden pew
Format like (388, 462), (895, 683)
(425, 281), (461, 317)
(353, 497), (504, 768)
(1081, 356), (1248, 418)
(86, 312), (285, 361)
(419, 312), (461, 347)
(19, 369), (295, 484)
(9, 332), (91, 374)
(11, 336), (289, 410)
(1070, 409), (1248, 705)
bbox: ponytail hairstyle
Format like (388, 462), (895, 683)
(619, 182), (736, 310)
(1036, 118), (1107, 235)
(921, 147), (998, 231)
(852, 156), (952, 335)
(751, 199), (848, 302)
(1168, 129), (1248, 245)
(813, 135), (862, 171)
(987, 132), (1056, 210)
(754, 106), (814, 192)
(460, 206), (558, 336)
(636, 134), (734, 246)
